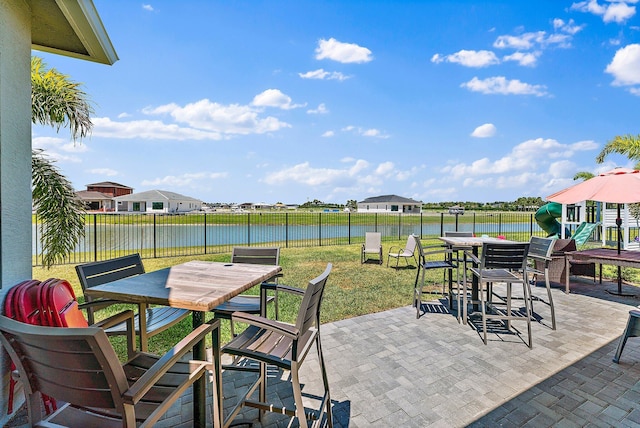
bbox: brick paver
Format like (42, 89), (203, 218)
(5, 277), (640, 427)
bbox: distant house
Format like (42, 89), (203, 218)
(76, 181), (134, 211)
(114, 190), (202, 213)
(357, 195), (422, 213)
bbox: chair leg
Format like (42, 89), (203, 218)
(613, 313), (640, 363)
(523, 276), (533, 349)
(291, 362), (307, 427)
(544, 268), (556, 330)
(316, 335), (333, 428)
(481, 281), (488, 345)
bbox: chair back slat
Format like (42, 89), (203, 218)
(443, 231), (473, 238)
(295, 264), (332, 335)
(0, 316), (128, 411)
(231, 247), (280, 265)
(481, 243), (530, 271)
(528, 237), (555, 260)
(75, 254), (145, 291)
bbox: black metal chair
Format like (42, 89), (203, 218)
(527, 236), (557, 330)
(414, 237), (456, 318)
(443, 231), (474, 310)
(464, 242), (533, 348)
(210, 247), (280, 336)
(613, 307), (640, 363)
(75, 254), (190, 344)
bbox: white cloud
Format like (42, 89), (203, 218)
(605, 44), (640, 86)
(142, 4), (153, 12)
(32, 136), (87, 163)
(299, 69), (350, 81)
(342, 125), (390, 138)
(431, 50), (499, 67)
(251, 89), (305, 110)
(138, 98), (291, 137)
(553, 18), (584, 35)
(471, 123), (497, 138)
(93, 117), (226, 140)
(503, 51), (540, 67)
(440, 137), (595, 181)
(307, 103), (329, 114)
(117, 112), (131, 118)
(142, 172), (228, 187)
(87, 168), (118, 176)
(571, 0), (636, 23)
(461, 76), (548, 96)
(262, 158), (418, 197)
(322, 130), (335, 137)
(315, 38), (373, 63)
(494, 31), (572, 50)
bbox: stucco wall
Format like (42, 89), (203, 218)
(0, 1), (33, 422)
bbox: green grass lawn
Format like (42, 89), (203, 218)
(32, 240), (434, 356)
(32, 237), (640, 357)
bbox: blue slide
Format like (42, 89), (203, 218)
(535, 202), (563, 237)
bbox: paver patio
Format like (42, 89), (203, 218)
(6, 277), (640, 427)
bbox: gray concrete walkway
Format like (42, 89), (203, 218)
(6, 277), (640, 427)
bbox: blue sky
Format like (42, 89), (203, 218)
(33, 1), (640, 205)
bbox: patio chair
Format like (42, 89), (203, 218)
(443, 231), (473, 309)
(613, 307), (640, 363)
(464, 242), (533, 348)
(75, 254), (190, 340)
(210, 247), (280, 336)
(527, 236), (557, 330)
(361, 232), (383, 264)
(547, 239), (596, 293)
(414, 237), (456, 318)
(387, 234), (418, 268)
(0, 311), (219, 427)
(222, 264), (333, 428)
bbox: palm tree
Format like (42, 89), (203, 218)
(596, 134), (640, 164)
(31, 56), (93, 267)
(573, 171), (594, 181)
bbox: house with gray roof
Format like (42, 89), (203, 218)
(114, 190), (202, 213)
(357, 194), (422, 213)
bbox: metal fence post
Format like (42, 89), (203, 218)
(153, 214), (157, 259)
(348, 212), (351, 244)
(204, 213), (207, 254)
(318, 213), (322, 246)
(286, 212), (289, 248)
(247, 213), (250, 246)
(93, 214), (98, 261)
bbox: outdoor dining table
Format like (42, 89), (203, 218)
(438, 235), (516, 316)
(84, 260), (282, 428)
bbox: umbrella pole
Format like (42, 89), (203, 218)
(606, 204), (634, 296)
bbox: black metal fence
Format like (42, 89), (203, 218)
(33, 211), (546, 266)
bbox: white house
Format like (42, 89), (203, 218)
(114, 190), (202, 213)
(357, 195), (423, 213)
(1, 0), (117, 422)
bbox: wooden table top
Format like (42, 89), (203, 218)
(439, 236), (516, 247)
(85, 260), (282, 312)
(570, 248), (640, 267)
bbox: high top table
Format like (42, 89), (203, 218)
(439, 236), (516, 319)
(85, 260), (282, 428)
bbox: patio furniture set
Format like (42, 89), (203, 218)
(0, 248), (334, 428)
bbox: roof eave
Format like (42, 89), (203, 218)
(32, 0), (118, 65)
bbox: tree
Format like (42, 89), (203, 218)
(573, 171), (594, 181)
(596, 134), (640, 164)
(31, 56), (93, 267)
